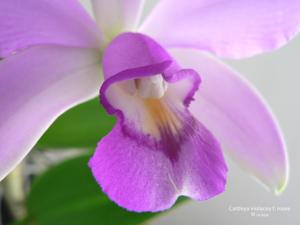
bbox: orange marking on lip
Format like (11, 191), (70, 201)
(142, 99), (182, 139)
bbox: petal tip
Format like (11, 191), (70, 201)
(274, 171), (289, 196)
(274, 145), (289, 195)
(274, 181), (287, 196)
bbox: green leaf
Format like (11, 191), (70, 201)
(37, 99), (115, 149)
(26, 154), (177, 225)
(8, 218), (30, 225)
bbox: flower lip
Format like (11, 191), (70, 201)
(91, 33), (227, 212)
(92, 64), (226, 212)
(99, 31), (202, 160)
(99, 62), (202, 163)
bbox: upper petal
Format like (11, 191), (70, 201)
(102, 32), (175, 80)
(140, 0), (300, 59)
(170, 48), (288, 193)
(91, 0), (145, 40)
(0, 46), (102, 181)
(0, 0), (102, 57)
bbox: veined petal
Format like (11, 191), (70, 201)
(0, 0), (102, 58)
(91, 0), (145, 39)
(140, 0), (300, 59)
(170, 48), (288, 194)
(89, 33), (227, 212)
(0, 46), (102, 181)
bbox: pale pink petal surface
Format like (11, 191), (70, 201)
(91, 0), (145, 39)
(170, 48), (288, 193)
(0, 46), (102, 180)
(140, 0), (300, 58)
(0, 0), (102, 57)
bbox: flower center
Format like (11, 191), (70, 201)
(113, 75), (182, 140)
(120, 75), (168, 99)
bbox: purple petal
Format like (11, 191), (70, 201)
(91, 0), (145, 38)
(170, 48), (288, 193)
(0, 45), (102, 181)
(89, 123), (181, 212)
(89, 33), (227, 212)
(102, 32), (174, 80)
(89, 117), (227, 212)
(140, 0), (300, 59)
(0, 0), (102, 57)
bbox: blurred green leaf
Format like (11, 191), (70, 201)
(8, 218), (29, 225)
(26, 155), (165, 225)
(37, 99), (115, 149)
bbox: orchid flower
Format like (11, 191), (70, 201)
(0, 0), (300, 212)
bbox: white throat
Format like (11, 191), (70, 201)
(120, 75), (168, 99)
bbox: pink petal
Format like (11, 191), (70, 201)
(89, 118), (227, 212)
(89, 123), (180, 212)
(91, 0), (145, 39)
(170, 48), (288, 194)
(0, 45), (102, 181)
(0, 0), (102, 57)
(140, 0), (300, 59)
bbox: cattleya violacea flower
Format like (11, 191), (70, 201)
(1, 0), (300, 212)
